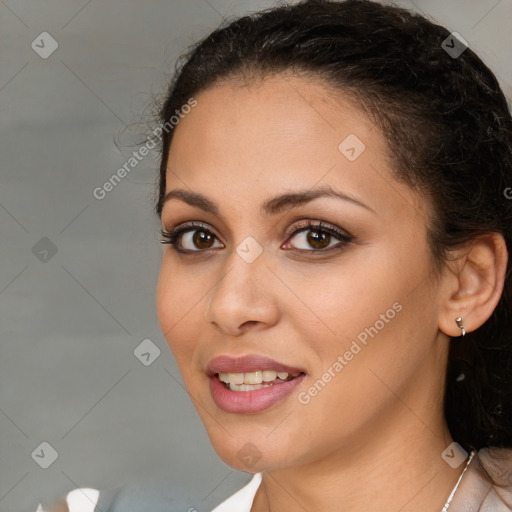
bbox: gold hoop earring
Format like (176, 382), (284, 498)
(455, 317), (466, 337)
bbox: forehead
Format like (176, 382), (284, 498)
(169, 73), (373, 160)
(164, 73), (427, 221)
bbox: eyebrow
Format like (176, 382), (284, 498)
(162, 184), (376, 216)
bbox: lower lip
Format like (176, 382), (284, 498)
(209, 374), (306, 414)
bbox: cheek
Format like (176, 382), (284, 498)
(286, 252), (403, 359)
(156, 256), (201, 362)
(290, 244), (430, 393)
(155, 258), (175, 337)
(297, 270), (435, 426)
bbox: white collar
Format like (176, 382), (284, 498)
(211, 473), (262, 512)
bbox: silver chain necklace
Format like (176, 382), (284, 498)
(261, 449), (477, 512)
(441, 449), (476, 511)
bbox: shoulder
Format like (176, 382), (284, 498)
(476, 447), (512, 505)
(451, 447), (512, 511)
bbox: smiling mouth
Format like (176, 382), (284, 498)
(216, 370), (305, 391)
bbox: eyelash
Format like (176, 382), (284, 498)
(160, 220), (354, 255)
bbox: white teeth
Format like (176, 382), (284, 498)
(244, 371), (263, 384)
(262, 370), (277, 382)
(229, 373), (244, 385)
(217, 369), (301, 388)
(229, 382), (271, 392)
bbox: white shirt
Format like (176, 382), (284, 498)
(44, 474), (262, 512)
(211, 473), (262, 512)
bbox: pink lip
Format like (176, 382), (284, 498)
(206, 354), (305, 376)
(206, 354), (307, 414)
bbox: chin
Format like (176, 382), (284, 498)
(204, 425), (290, 473)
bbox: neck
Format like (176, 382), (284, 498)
(251, 409), (465, 512)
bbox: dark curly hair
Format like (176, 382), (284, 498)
(154, 0), (512, 453)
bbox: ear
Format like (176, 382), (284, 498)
(438, 232), (508, 337)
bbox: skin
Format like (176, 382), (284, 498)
(155, 73), (507, 511)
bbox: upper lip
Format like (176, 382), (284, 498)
(206, 354), (306, 377)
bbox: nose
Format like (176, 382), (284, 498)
(204, 247), (280, 336)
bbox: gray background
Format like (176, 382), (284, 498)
(1, 1), (511, 511)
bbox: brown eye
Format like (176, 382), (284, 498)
(305, 230), (331, 249)
(169, 226), (223, 252)
(192, 230), (215, 250)
(287, 222), (352, 252)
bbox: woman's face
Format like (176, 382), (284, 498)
(156, 73), (450, 472)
